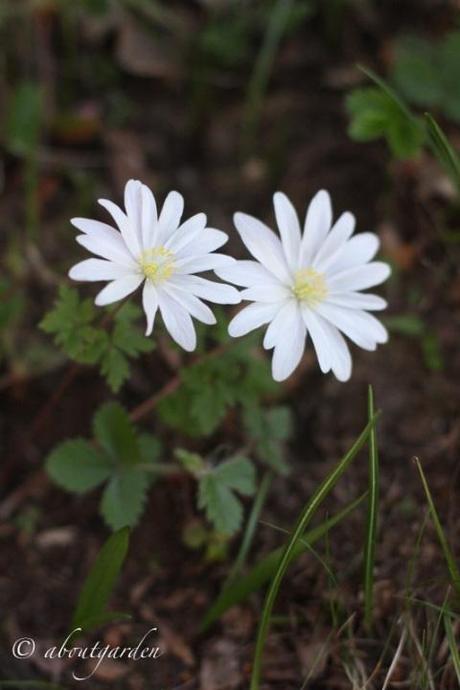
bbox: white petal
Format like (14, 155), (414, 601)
(317, 318), (352, 382)
(98, 197), (141, 257)
(271, 304), (306, 381)
(263, 298), (297, 349)
(327, 262), (391, 291)
(233, 212), (291, 284)
(75, 234), (137, 267)
(175, 253), (235, 274)
(177, 228), (228, 257)
(312, 211), (355, 272)
(215, 260), (277, 288)
(326, 292), (387, 311)
(228, 302), (281, 337)
(326, 233), (380, 274)
(95, 274), (143, 306)
(300, 190), (332, 267)
(164, 213), (207, 254)
(273, 192), (301, 271)
(157, 191), (184, 244)
(170, 275), (241, 304)
(141, 184), (158, 249)
(69, 259), (132, 282)
(315, 303), (386, 350)
(157, 289), (197, 351)
(142, 280), (159, 336)
(163, 284), (216, 325)
(301, 307), (332, 373)
(240, 284), (291, 303)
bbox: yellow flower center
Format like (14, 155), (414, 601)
(139, 247), (175, 284)
(293, 267), (328, 306)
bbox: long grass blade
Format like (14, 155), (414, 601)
(414, 457), (460, 596)
(425, 113), (460, 192)
(364, 384), (379, 629)
(249, 414), (379, 690)
(201, 492), (366, 631)
(444, 609), (460, 684)
(225, 470), (273, 586)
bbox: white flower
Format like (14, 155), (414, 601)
(216, 190), (391, 382)
(69, 179), (240, 351)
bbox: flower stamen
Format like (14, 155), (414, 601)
(139, 247), (175, 284)
(293, 267), (328, 306)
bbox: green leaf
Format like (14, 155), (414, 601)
(243, 405), (293, 474)
(158, 344), (276, 437)
(198, 457), (256, 535)
(6, 82), (42, 156)
(100, 468), (150, 530)
(198, 474), (243, 536)
(175, 448), (206, 477)
(201, 492), (367, 631)
(72, 527), (130, 632)
(46, 439), (112, 493)
(393, 36), (441, 108)
(93, 402), (141, 466)
(100, 347), (130, 393)
(138, 433), (162, 464)
(346, 86), (424, 158)
(214, 456), (256, 495)
(41, 290), (153, 392)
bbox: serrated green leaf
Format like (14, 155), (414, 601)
(72, 527), (130, 631)
(198, 457), (256, 535)
(175, 448), (206, 476)
(93, 402), (141, 466)
(100, 468), (150, 530)
(46, 439), (112, 493)
(100, 347), (130, 392)
(198, 474), (243, 535)
(214, 457), (256, 496)
(138, 433), (162, 464)
(243, 405), (292, 474)
(346, 86), (424, 158)
(158, 343), (276, 437)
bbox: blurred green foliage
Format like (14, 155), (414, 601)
(393, 32), (460, 123)
(40, 287), (154, 391)
(47, 401), (162, 530)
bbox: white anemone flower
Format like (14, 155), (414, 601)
(216, 191), (391, 382)
(69, 179), (240, 351)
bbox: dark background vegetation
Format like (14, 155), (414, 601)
(1, 0), (460, 688)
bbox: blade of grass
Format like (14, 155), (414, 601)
(357, 64), (416, 122)
(201, 491), (367, 631)
(225, 470), (273, 586)
(72, 527), (130, 633)
(249, 414), (379, 690)
(242, 0), (295, 153)
(444, 608), (460, 684)
(364, 384), (379, 630)
(425, 113), (460, 192)
(414, 457), (460, 596)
